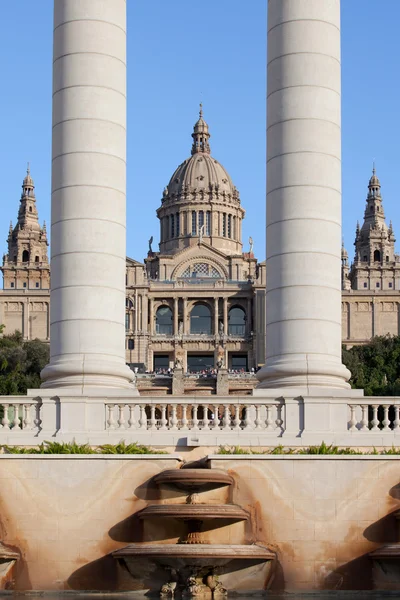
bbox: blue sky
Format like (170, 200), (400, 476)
(0, 1), (399, 263)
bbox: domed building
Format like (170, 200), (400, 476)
(128, 107), (266, 373)
(4, 114), (400, 377)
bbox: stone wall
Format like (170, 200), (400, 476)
(0, 455), (398, 592)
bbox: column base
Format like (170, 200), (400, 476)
(256, 355), (351, 391)
(40, 357), (138, 393)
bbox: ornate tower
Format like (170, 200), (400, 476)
(350, 168), (399, 290)
(1, 166), (49, 290)
(157, 106), (245, 256)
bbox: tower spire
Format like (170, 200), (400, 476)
(191, 104), (211, 155)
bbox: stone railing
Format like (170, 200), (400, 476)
(1, 394), (400, 447)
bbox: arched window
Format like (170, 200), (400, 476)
(198, 211), (204, 231)
(190, 303), (211, 335)
(35, 256), (39, 263)
(228, 215), (232, 238)
(222, 213), (227, 237)
(192, 211), (197, 235)
(29, 206), (32, 213)
(374, 250), (381, 262)
(228, 306), (246, 336)
(22, 250), (29, 263)
(206, 211), (211, 235)
(156, 306), (173, 335)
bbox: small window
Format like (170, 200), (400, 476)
(35, 256), (39, 263)
(192, 211), (197, 235)
(222, 213), (227, 237)
(376, 282), (380, 288)
(363, 256), (368, 262)
(389, 282), (393, 288)
(228, 215), (232, 238)
(23, 282), (27, 288)
(386, 256), (389, 263)
(35, 282), (40, 288)
(29, 206), (32, 213)
(10, 282), (14, 288)
(374, 250), (381, 262)
(171, 214), (175, 238)
(363, 282), (367, 288)
(176, 212), (180, 237)
(128, 339), (134, 350)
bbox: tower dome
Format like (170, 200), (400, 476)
(157, 107), (245, 255)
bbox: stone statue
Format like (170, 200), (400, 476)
(174, 357), (182, 369)
(199, 224), (205, 245)
(148, 236), (153, 254)
(249, 236), (254, 254)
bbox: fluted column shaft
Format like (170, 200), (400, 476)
(41, 0), (134, 390)
(257, 0), (350, 389)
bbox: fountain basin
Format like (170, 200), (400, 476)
(153, 469), (233, 491)
(139, 504), (248, 521)
(113, 542), (274, 569)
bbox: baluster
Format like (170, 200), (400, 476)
(360, 405), (369, 432)
(265, 405), (274, 431)
(150, 406), (157, 430)
(2, 404), (10, 430)
(382, 405), (391, 432)
(222, 405), (231, 431)
(349, 405), (357, 432)
(170, 405), (178, 430)
(117, 404), (126, 429)
(34, 403), (42, 431)
(23, 404), (32, 430)
(233, 405), (241, 430)
(12, 405), (21, 429)
(371, 405), (380, 431)
(211, 405), (220, 430)
(255, 405), (263, 430)
(139, 405), (148, 430)
(107, 404), (116, 430)
(275, 403), (283, 432)
(181, 405), (188, 430)
(192, 405), (199, 430)
(393, 406), (400, 431)
(202, 405), (210, 431)
(128, 405), (136, 429)
(160, 405), (168, 430)
(244, 405), (253, 430)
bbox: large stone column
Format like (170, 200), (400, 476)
(257, 0), (350, 389)
(41, 0), (135, 390)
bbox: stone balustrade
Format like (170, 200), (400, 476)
(1, 395), (400, 447)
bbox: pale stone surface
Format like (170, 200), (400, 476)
(40, 0), (134, 390)
(257, 0), (350, 389)
(0, 455), (398, 591)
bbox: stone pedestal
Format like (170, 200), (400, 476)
(216, 370), (229, 396)
(257, 0), (350, 390)
(41, 0), (135, 391)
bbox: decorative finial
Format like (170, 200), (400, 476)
(27, 162), (30, 176)
(342, 236), (345, 248)
(199, 102), (203, 119)
(372, 160), (376, 176)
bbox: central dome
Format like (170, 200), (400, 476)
(167, 153), (235, 199)
(156, 106), (245, 256)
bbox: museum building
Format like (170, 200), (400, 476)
(1, 110), (400, 372)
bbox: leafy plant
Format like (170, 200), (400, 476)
(1, 440), (166, 455)
(99, 441), (166, 455)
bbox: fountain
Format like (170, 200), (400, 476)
(0, 541), (19, 590)
(113, 465), (275, 598)
(369, 508), (400, 590)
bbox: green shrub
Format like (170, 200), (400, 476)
(2, 440), (166, 455)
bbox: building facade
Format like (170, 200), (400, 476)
(1, 113), (399, 369)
